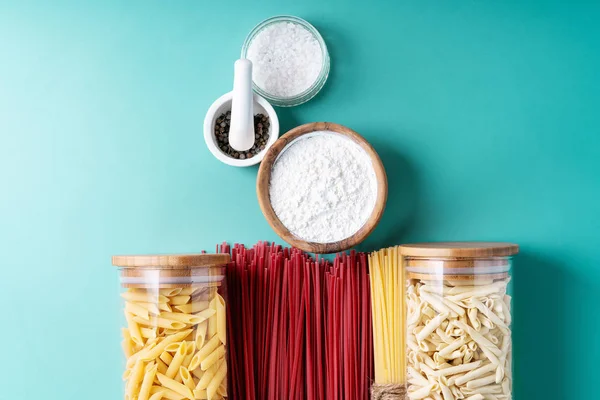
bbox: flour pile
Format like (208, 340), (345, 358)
(269, 132), (378, 243)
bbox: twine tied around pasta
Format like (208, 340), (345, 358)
(370, 383), (407, 400)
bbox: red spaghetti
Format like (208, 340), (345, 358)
(219, 242), (373, 400)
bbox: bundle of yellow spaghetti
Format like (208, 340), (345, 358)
(369, 246), (406, 398)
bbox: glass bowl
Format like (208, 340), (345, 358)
(241, 15), (330, 107)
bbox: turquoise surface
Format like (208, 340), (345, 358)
(1, 1), (599, 398)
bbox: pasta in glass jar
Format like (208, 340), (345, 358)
(113, 254), (230, 400)
(400, 243), (518, 400)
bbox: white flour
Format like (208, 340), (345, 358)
(269, 132), (378, 243)
(247, 22), (323, 97)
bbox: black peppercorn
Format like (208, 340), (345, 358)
(214, 112), (270, 160)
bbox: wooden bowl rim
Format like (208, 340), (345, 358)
(256, 122), (388, 254)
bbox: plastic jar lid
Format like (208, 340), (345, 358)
(399, 242), (519, 281)
(113, 253), (230, 287)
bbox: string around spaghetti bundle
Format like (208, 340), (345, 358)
(370, 383), (406, 400)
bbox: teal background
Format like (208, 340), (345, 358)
(1, 0), (598, 398)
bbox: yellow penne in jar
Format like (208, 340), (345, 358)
(195, 320), (208, 350)
(165, 342), (187, 379)
(150, 385), (185, 400)
(201, 345), (225, 371)
(207, 361), (227, 400)
(114, 253), (229, 400)
(196, 359), (223, 390)
(138, 362), (157, 400)
(121, 291), (169, 304)
(170, 295), (191, 305)
(216, 294), (227, 345)
(161, 312), (204, 325)
(179, 366), (196, 392)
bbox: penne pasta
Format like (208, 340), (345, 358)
(135, 301), (162, 315)
(195, 320), (208, 350)
(156, 373), (194, 399)
(174, 300), (210, 314)
(160, 351), (174, 365)
(178, 287), (195, 296)
(200, 345), (226, 371)
(121, 291), (169, 304)
(216, 294), (227, 345)
(217, 380), (226, 397)
(141, 327), (157, 339)
(148, 390), (165, 400)
(179, 366), (196, 392)
(125, 312), (144, 346)
(122, 329), (134, 358)
(157, 358), (168, 376)
(160, 312), (203, 325)
(126, 302), (151, 320)
(165, 342), (183, 352)
(138, 363), (158, 400)
(196, 359), (223, 390)
(121, 284), (227, 400)
(196, 335), (221, 361)
(150, 385), (185, 400)
(160, 288), (182, 297)
(193, 389), (209, 399)
(207, 297), (218, 339)
(138, 316), (187, 330)
(169, 296), (191, 306)
(196, 308), (217, 321)
(188, 352), (202, 372)
(182, 341), (196, 369)
(126, 359), (145, 398)
(165, 342), (187, 379)
(206, 360), (227, 400)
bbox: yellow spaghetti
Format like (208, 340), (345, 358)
(369, 246), (405, 386)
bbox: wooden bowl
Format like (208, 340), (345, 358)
(257, 122), (388, 254)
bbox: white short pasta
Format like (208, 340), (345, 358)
(406, 278), (512, 400)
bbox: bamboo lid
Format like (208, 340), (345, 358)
(112, 253), (231, 269)
(399, 242), (519, 258)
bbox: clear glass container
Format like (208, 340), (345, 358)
(113, 253), (230, 400)
(241, 15), (330, 107)
(400, 243), (518, 400)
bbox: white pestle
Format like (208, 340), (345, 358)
(228, 59), (255, 152)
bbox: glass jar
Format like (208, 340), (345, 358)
(241, 15), (330, 107)
(113, 253), (230, 400)
(400, 243), (518, 400)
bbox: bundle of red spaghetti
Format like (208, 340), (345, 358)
(218, 242), (373, 400)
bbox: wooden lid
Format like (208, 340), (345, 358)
(112, 253), (230, 269)
(399, 242), (519, 258)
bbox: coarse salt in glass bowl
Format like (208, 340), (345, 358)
(241, 15), (330, 107)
